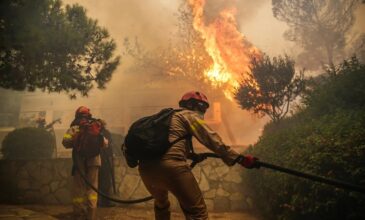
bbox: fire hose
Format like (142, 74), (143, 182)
(73, 152), (153, 204)
(194, 153), (365, 194)
(73, 152), (365, 205)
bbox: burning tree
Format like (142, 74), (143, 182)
(235, 54), (305, 122)
(0, 0), (120, 98)
(125, 0), (309, 125)
(124, 0), (261, 101)
(188, 0), (261, 100)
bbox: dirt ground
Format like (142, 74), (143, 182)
(0, 204), (261, 220)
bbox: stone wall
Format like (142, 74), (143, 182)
(0, 157), (254, 212)
(0, 159), (72, 204)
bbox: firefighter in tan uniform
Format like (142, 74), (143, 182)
(63, 106), (108, 220)
(138, 91), (259, 220)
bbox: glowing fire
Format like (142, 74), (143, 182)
(188, 0), (261, 100)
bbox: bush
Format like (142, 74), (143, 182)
(1, 127), (55, 159)
(303, 57), (365, 116)
(247, 58), (365, 219)
(248, 110), (365, 219)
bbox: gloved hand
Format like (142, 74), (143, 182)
(236, 154), (260, 169)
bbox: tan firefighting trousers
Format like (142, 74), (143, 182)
(139, 159), (208, 220)
(72, 157), (99, 220)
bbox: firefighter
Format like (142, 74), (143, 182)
(62, 106), (108, 220)
(138, 91), (259, 220)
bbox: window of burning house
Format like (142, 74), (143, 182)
(0, 90), (22, 127)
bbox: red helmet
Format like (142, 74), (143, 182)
(75, 106), (91, 118)
(179, 91), (209, 108)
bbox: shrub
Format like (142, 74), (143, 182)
(1, 127), (55, 159)
(303, 57), (365, 116)
(248, 110), (365, 219)
(246, 57), (365, 219)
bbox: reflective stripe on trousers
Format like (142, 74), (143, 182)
(72, 161), (99, 220)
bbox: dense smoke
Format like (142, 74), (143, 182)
(0, 0), (292, 148)
(58, 0), (273, 146)
(1, 0), (364, 149)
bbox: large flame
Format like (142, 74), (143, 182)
(188, 0), (261, 100)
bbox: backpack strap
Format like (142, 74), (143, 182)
(168, 135), (197, 158)
(168, 134), (191, 147)
(167, 108), (190, 147)
(185, 135), (203, 166)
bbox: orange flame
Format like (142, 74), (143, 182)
(188, 0), (261, 100)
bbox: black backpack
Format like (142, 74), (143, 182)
(123, 108), (187, 163)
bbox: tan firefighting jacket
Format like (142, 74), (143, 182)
(62, 125), (108, 166)
(162, 109), (240, 166)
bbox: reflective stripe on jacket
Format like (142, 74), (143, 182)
(62, 126), (79, 149)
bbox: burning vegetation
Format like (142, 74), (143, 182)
(188, 0), (261, 100)
(124, 0), (263, 102)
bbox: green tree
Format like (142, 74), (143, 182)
(235, 54), (305, 122)
(303, 56), (365, 116)
(272, 0), (360, 70)
(0, 0), (120, 98)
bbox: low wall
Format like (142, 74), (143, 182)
(0, 159), (72, 205)
(0, 157), (254, 212)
